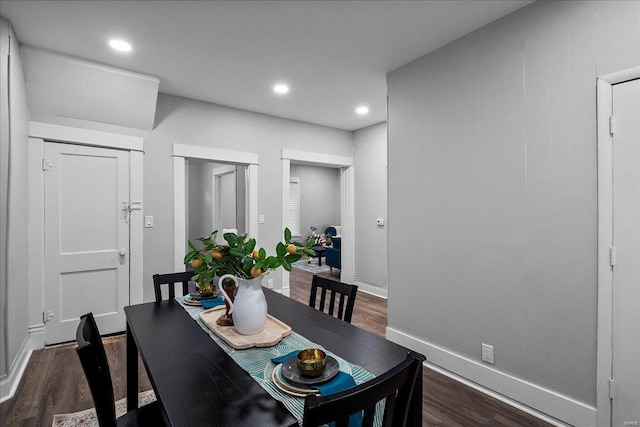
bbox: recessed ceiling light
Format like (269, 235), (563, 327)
(109, 39), (132, 52)
(273, 84), (289, 94)
(355, 106), (369, 115)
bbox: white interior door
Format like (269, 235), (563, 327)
(44, 142), (130, 344)
(611, 78), (640, 427)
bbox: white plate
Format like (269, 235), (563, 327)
(266, 354), (352, 397)
(272, 365), (319, 397)
(181, 295), (202, 306)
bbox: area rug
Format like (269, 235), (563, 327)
(292, 258), (330, 274)
(52, 390), (156, 427)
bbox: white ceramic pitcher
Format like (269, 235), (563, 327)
(218, 273), (267, 335)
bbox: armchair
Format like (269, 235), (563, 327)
(325, 237), (341, 275)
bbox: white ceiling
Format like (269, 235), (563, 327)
(0, 0), (534, 131)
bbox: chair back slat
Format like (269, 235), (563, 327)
(309, 275), (358, 323)
(319, 287), (327, 313)
(328, 291), (337, 316)
(336, 294), (346, 320)
(363, 405), (377, 426)
(303, 351), (426, 427)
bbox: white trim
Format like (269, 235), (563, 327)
(281, 158), (291, 293)
(173, 144), (258, 165)
(246, 164), (259, 239)
(129, 151), (144, 305)
(28, 138), (45, 333)
(596, 78), (614, 427)
(599, 67), (640, 85)
(282, 149), (353, 167)
(173, 156), (187, 271)
(281, 149), (355, 290)
(173, 144), (259, 271)
(596, 67), (640, 427)
(386, 327), (595, 427)
(0, 336), (33, 403)
(29, 122), (144, 152)
(27, 125), (144, 344)
(27, 323), (45, 349)
(340, 166), (355, 284)
(353, 280), (388, 299)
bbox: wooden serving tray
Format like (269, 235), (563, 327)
(198, 306), (292, 350)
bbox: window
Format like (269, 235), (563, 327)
(289, 177), (301, 236)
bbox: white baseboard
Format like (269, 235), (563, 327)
(0, 336), (32, 403)
(353, 280), (387, 299)
(0, 324), (45, 403)
(278, 286), (289, 297)
(29, 323), (45, 350)
(386, 327), (597, 427)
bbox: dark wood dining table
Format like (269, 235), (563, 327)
(125, 288), (423, 426)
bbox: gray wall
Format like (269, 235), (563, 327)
(354, 122), (387, 292)
(0, 18), (30, 387)
(387, 0), (639, 411)
(290, 164), (341, 241)
(187, 161), (247, 247)
(145, 94), (353, 296)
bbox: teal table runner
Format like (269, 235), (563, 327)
(175, 296), (382, 426)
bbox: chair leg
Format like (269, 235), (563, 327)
(330, 267), (333, 274)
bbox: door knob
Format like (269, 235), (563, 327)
(119, 247), (127, 265)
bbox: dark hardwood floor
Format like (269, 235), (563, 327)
(1, 267), (552, 426)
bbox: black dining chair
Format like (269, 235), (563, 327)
(75, 312), (167, 427)
(302, 351), (426, 427)
(153, 271), (193, 302)
(309, 275), (358, 323)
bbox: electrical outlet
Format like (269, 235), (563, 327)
(482, 343), (494, 364)
(267, 278), (274, 289)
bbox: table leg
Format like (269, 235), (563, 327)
(408, 362), (424, 426)
(318, 253), (322, 266)
(126, 322), (138, 411)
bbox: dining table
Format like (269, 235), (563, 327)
(124, 287), (423, 426)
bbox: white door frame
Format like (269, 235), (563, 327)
(596, 66), (640, 427)
(281, 149), (354, 296)
(27, 122), (144, 348)
(173, 144), (258, 271)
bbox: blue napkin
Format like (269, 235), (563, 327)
(201, 297), (224, 309)
(312, 371), (362, 427)
(311, 371), (356, 395)
(271, 350), (299, 364)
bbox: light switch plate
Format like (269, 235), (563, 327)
(144, 216), (154, 228)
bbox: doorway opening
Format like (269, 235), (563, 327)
(173, 144), (258, 271)
(281, 149), (354, 296)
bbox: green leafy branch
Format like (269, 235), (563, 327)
(183, 228), (316, 282)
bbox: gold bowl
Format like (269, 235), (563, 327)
(296, 348), (327, 377)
